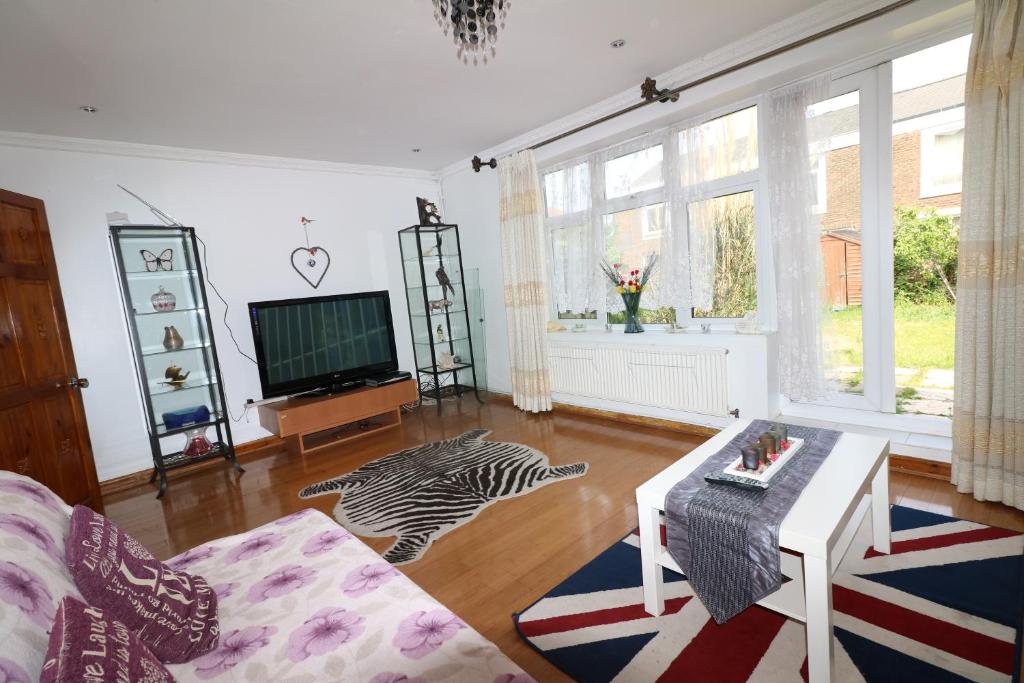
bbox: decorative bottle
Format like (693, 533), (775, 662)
(162, 325), (184, 350)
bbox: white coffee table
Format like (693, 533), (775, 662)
(636, 419), (890, 683)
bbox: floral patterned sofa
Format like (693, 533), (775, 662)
(0, 470), (531, 682)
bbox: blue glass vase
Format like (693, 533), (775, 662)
(621, 291), (644, 333)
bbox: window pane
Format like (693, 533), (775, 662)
(890, 34), (968, 417)
(808, 90), (863, 394)
(544, 163), (590, 218)
(689, 191), (757, 318)
(550, 224), (597, 320)
(679, 105), (758, 185)
(604, 145), (663, 199)
(603, 204), (675, 324)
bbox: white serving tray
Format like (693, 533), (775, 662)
(723, 437), (804, 484)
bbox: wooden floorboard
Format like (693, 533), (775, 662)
(104, 400), (1024, 682)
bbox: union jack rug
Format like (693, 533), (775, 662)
(514, 505), (1023, 682)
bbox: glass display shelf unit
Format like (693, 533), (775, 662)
(398, 221), (485, 413)
(109, 225), (242, 497)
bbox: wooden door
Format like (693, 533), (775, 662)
(0, 188), (102, 510)
(822, 238), (848, 308)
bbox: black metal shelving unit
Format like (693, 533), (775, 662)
(109, 225), (243, 497)
(398, 222), (484, 413)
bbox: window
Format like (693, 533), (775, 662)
(920, 125), (964, 197)
(605, 145), (663, 199)
(689, 191), (757, 318)
(541, 105), (765, 327)
(809, 153), (827, 215)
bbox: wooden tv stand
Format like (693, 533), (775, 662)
(257, 380), (418, 457)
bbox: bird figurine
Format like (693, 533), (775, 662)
(435, 264), (455, 299)
(162, 364), (191, 389)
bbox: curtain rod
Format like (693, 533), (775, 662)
(471, 0), (918, 172)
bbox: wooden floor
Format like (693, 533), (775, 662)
(105, 399), (1024, 682)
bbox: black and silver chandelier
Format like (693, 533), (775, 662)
(431, 0), (509, 65)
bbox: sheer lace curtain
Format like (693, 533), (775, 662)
(666, 107), (760, 312)
(763, 76), (831, 402)
(545, 158), (598, 316)
(952, 0), (1023, 510)
(498, 150), (553, 413)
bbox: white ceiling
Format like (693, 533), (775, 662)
(0, 1), (824, 171)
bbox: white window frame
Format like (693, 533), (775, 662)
(919, 121), (965, 198)
(541, 99), (773, 330)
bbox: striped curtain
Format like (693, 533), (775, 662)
(498, 150), (553, 412)
(952, 0), (1024, 510)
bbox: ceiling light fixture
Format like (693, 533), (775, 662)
(412, 148), (422, 153)
(432, 0), (508, 66)
(79, 105), (98, 113)
(610, 39), (626, 48)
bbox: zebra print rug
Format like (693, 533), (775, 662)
(298, 429), (589, 564)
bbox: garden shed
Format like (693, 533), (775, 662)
(821, 229), (862, 308)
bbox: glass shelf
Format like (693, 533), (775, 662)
(125, 269), (198, 280)
(398, 222), (486, 407)
(403, 253), (460, 264)
(111, 224), (239, 497)
(411, 308), (466, 317)
(134, 306), (205, 317)
(155, 411), (224, 437)
(141, 340), (211, 357)
(417, 362), (473, 374)
(414, 336), (469, 346)
(407, 282), (463, 291)
(149, 376), (218, 397)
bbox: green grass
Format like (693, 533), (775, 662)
(826, 302), (955, 371)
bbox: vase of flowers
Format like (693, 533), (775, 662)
(600, 254), (658, 334)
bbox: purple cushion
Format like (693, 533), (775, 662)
(40, 596), (173, 683)
(64, 505), (219, 663)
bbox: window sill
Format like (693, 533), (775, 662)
(778, 401), (952, 463)
(546, 328), (774, 346)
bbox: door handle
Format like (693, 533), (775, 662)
(59, 377), (90, 389)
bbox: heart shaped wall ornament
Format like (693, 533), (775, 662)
(291, 246), (331, 289)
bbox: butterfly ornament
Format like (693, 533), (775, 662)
(140, 248), (173, 272)
(291, 216), (331, 289)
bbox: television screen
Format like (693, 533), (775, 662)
(248, 291), (398, 398)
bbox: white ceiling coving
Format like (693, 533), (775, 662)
(0, 1), (824, 170)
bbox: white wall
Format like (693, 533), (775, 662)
(0, 138), (439, 480)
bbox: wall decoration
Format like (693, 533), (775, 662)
(140, 248), (173, 272)
(416, 197), (443, 226)
(290, 216), (332, 289)
(150, 286), (177, 312)
(162, 325), (184, 350)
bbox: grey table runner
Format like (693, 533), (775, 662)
(664, 420), (842, 624)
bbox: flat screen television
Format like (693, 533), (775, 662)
(248, 290), (398, 398)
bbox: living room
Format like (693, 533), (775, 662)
(1, 1), (1021, 681)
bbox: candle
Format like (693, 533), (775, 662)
(759, 432), (778, 456)
(740, 445), (761, 471)
(771, 424), (789, 449)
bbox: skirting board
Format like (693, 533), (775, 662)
(99, 435), (282, 496)
(488, 392), (951, 479)
(101, 395), (951, 496)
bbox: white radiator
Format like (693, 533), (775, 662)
(548, 342), (730, 417)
